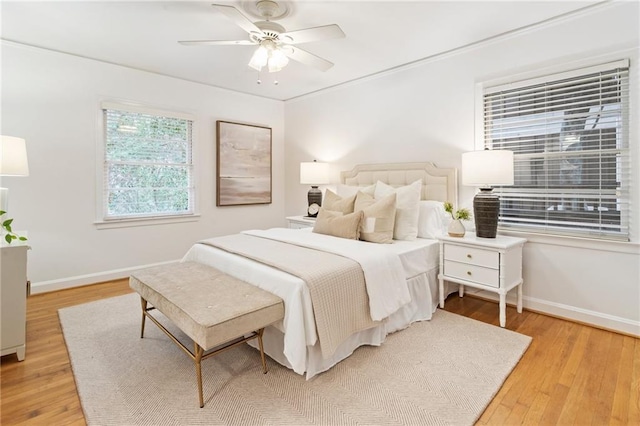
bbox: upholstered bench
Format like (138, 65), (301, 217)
(129, 261), (284, 408)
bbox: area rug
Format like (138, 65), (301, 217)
(59, 293), (531, 425)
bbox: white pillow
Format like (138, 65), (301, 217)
(417, 200), (450, 239)
(374, 179), (422, 241)
(336, 183), (376, 198)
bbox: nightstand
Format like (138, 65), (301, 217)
(437, 233), (526, 327)
(285, 216), (316, 229)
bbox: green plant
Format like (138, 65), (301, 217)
(0, 211), (28, 244)
(444, 202), (471, 221)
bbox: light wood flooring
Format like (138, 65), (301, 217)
(1, 279), (638, 425)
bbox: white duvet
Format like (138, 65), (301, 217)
(182, 228), (440, 377)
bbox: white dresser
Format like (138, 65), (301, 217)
(437, 233), (526, 327)
(1, 239), (29, 361)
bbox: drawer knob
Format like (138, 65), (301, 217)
(467, 271), (472, 276)
(467, 254), (472, 259)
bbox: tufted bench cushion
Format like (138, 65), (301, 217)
(130, 261), (284, 351)
(129, 261), (284, 407)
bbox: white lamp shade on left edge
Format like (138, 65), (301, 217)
(0, 136), (30, 213)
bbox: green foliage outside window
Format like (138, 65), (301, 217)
(104, 109), (193, 218)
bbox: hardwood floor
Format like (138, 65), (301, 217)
(1, 279), (638, 425)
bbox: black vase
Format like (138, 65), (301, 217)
(473, 188), (499, 238)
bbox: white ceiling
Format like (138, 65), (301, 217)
(2, 1), (600, 101)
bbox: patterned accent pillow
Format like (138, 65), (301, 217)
(354, 191), (397, 244)
(312, 208), (363, 240)
(323, 189), (356, 214)
(374, 180), (422, 241)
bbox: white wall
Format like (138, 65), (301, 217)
(284, 2), (640, 335)
(2, 42), (285, 292)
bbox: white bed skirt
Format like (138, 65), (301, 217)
(249, 268), (440, 379)
(183, 237), (456, 379)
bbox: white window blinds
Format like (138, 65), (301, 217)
(482, 60), (630, 240)
(102, 104), (194, 220)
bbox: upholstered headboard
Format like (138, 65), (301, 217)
(340, 162), (458, 204)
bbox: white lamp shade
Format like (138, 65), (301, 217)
(462, 150), (513, 186)
(300, 161), (329, 185)
(0, 136), (29, 176)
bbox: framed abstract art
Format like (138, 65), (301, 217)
(216, 120), (272, 206)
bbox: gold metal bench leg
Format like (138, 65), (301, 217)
(195, 343), (205, 408)
(140, 297), (148, 338)
(257, 328), (268, 374)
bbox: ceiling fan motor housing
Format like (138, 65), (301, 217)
(251, 20), (286, 42)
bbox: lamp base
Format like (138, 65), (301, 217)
(307, 186), (323, 217)
(473, 188), (499, 238)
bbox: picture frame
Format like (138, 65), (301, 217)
(216, 120), (272, 206)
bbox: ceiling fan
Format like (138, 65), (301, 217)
(179, 1), (345, 73)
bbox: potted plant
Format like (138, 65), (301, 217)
(444, 202), (471, 237)
(1, 211), (28, 244)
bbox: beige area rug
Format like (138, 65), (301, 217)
(59, 293), (531, 425)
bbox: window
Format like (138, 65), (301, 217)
(101, 102), (195, 221)
(482, 60), (630, 241)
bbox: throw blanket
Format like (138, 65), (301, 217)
(200, 233), (379, 359)
(200, 234), (377, 358)
(244, 228), (411, 320)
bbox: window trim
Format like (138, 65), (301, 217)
(475, 59), (631, 241)
(96, 100), (198, 227)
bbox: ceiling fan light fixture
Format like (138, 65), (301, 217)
(248, 45), (269, 71)
(268, 48), (289, 72)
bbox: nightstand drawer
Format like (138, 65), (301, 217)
(286, 216), (316, 229)
(289, 222), (313, 229)
(444, 260), (500, 288)
(444, 244), (499, 269)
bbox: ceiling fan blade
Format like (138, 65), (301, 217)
(178, 40), (256, 46)
(280, 24), (345, 45)
(211, 4), (262, 35)
(285, 46), (334, 72)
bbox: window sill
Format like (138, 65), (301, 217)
(498, 229), (639, 255)
(94, 214), (200, 230)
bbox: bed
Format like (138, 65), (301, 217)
(182, 162), (458, 379)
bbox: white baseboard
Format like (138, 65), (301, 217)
(29, 260), (181, 295)
(465, 288), (640, 337)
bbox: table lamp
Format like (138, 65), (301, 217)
(0, 136), (30, 213)
(462, 149), (514, 238)
(300, 160), (329, 217)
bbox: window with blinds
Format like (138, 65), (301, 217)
(102, 104), (195, 220)
(482, 60), (630, 240)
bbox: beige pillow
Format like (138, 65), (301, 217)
(374, 180), (422, 241)
(354, 191), (396, 244)
(312, 208), (363, 240)
(323, 189), (356, 214)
